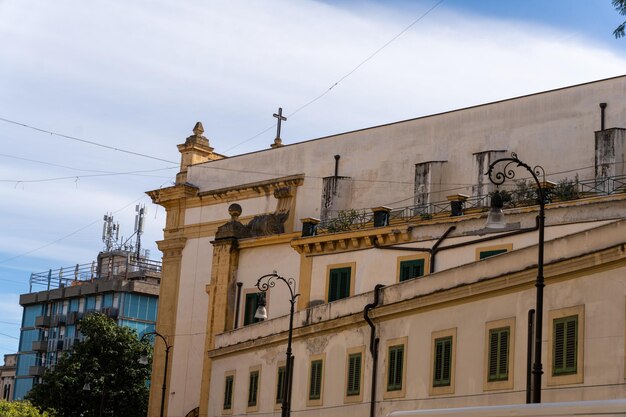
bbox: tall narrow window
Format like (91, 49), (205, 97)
(276, 366), (286, 404)
(328, 267), (351, 302)
(346, 353), (362, 396)
(433, 336), (452, 387)
(488, 327), (510, 381)
(248, 370), (259, 407)
(243, 293), (262, 326)
(399, 259), (425, 282)
(309, 360), (323, 400)
(223, 375), (234, 410)
(387, 345), (404, 391)
(553, 315), (578, 375)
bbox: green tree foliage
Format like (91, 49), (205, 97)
(0, 400), (53, 417)
(26, 313), (152, 417)
(614, 0), (626, 38)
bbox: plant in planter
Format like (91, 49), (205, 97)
(552, 175), (581, 201)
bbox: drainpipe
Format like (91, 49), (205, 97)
(364, 284), (385, 417)
(600, 102), (607, 131)
(429, 226), (456, 273)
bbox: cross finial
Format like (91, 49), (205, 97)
(271, 107), (287, 148)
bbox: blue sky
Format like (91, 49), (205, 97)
(0, 0), (624, 359)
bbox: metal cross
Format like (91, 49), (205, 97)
(273, 107), (287, 139)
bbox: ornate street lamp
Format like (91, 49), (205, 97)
(486, 152), (547, 404)
(255, 272), (299, 417)
(140, 331), (172, 417)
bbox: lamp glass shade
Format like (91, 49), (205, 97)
(254, 305), (267, 320)
(138, 354), (149, 365)
(83, 382), (91, 391)
(486, 207), (506, 229)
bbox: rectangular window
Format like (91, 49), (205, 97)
(328, 267), (351, 302)
(387, 345), (404, 391)
(243, 293), (262, 326)
(223, 375), (234, 410)
(553, 315), (578, 376)
(479, 249), (508, 259)
(433, 336), (452, 387)
(248, 370), (259, 407)
(276, 366), (286, 404)
(309, 360), (323, 400)
(399, 259), (425, 282)
(346, 353), (362, 396)
(488, 327), (510, 381)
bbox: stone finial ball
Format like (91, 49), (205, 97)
(228, 203), (242, 219)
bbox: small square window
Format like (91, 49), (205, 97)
(328, 267), (351, 302)
(399, 259), (425, 282)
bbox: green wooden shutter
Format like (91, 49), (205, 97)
(248, 370), (259, 407)
(309, 360), (323, 400)
(347, 353), (362, 396)
(553, 315), (578, 375)
(399, 259), (425, 282)
(328, 267), (351, 302)
(434, 337), (452, 386)
(276, 366), (285, 403)
(387, 345), (404, 391)
(488, 327), (510, 381)
(223, 375), (233, 410)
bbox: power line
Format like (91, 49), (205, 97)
(0, 116), (177, 164)
(0, 166), (177, 184)
(0, 332), (18, 340)
(224, 0), (445, 152)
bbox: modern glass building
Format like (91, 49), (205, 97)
(14, 250), (161, 400)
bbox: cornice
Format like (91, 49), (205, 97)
(146, 183), (199, 206)
(197, 174), (304, 201)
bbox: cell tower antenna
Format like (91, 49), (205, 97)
(134, 204), (147, 259)
(102, 213), (120, 252)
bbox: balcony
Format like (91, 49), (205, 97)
(31, 340), (48, 352)
(35, 316), (51, 328)
(28, 366), (46, 376)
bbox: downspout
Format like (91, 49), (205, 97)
(234, 282), (243, 329)
(364, 284), (385, 417)
(429, 226), (456, 273)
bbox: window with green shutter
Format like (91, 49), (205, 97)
(399, 259), (425, 282)
(433, 336), (452, 387)
(248, 370), (259, 407)
(309, 359), (323, 400)
(346, 353), (362, 396)
(243, 293), (262, 326)
(328, 267), (351, 302)
(553, 315), (578, 375)
(387, 345), (404, 391)
(276, 366), (286, 404)
(479, 249), (508, 259)
(488, 327), (510, 381)
(223, 375), (234, 410)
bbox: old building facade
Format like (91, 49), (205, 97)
(147, 75), (626, 417)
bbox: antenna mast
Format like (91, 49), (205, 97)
(102, 213), (120, 252)
(134, 204), (146, 259)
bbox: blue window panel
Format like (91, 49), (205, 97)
(102, 293), (113, 308)
(22, 305), (43, 328)
(138, 296), (148, 320)
(85, 296), (96, 311)
(69, 298), (79, 312)
(147, 297), (158, 322)
(13, 378), (33, 400)
(66, 325), (76, 338)
(16, 354), (36, 375)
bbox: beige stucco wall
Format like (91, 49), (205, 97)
(187, 76), (626, 227)
(207, 259), (626, 417)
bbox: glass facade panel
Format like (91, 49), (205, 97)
(102, 293), (113, 308)
(69, 298), (79, 312)
(13, 378), (33, 400)
(85, 296), (96, 311)
(19, 329), (41, 352)
(22, 305), (42, 327)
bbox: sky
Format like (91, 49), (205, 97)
(0, 0), (624, 359)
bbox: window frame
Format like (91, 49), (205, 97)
(484, 317), (515, 391)
(383, 337), (407, 399)
(344, 346), (365, 403)
(274, 361), (286, 410)
(547, 305), (584, 386)
(476, 244), (513, 261)
(222, 370), (235, 415)
(396, 254), (429, 283)
(429, 328), (456, 396)
(307, 353), (325, 407)
(325, 263), (356, 303)
(246, 365), (261, 412)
